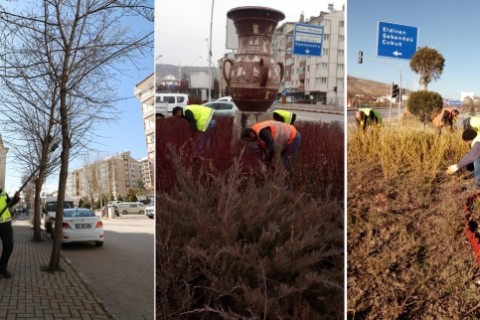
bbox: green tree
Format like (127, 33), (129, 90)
(410, 47), (445, 90)
(127, 189), (138, 202)
(407, 90), (443, 128)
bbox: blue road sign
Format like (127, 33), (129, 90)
(377, 21), (418, 60)
(447, 100), (462, 107)
(293, 23), (323, 56)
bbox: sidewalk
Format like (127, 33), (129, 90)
(0, 214), (112, 320)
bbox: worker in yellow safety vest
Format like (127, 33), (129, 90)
(273, 109), (296, 125)
(172, 105), (216, 157)
(355, 107), (382, 131)
(463, 116), (480, 133)
(0, 189), (20, 278)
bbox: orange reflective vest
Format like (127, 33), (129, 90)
(251, 120), (296, 148)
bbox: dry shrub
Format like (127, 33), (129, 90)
(156, 150), (344, 320)
(348, 126), (480, 319)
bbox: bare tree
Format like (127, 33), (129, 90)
(0, 0), (153, 271)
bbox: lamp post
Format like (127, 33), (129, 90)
(208, 0), (214, 101)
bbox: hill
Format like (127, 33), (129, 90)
(347, 75), (411, 98)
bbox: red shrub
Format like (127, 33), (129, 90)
(156, 117), (344, 200)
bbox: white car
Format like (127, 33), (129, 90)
(203, 101), (238, 117)
(216, 96), (232, 102)
(51, 208), (104, 247)
(145, 202), (155, 219)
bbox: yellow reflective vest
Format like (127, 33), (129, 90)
(359, 107), (372, 116)
(185, 105), (214, 132)
(0, 191), (12, 223)
(470, 117), (480, 132)
(273, 109), (293, 124)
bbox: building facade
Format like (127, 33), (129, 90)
(0, 136), (8, 190)
(66, 151), (144, 203)
(134, 73), (155, 191)
(274, 8), (345, 109)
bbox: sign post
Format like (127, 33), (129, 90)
(293, 23), (323, 56)
(377, 21), (418, 60)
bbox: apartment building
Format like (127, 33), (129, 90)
(0, 136), (8, 190)
(274, 8), (345, 109)
(134, 73), (155, 190)
(66, 151), (144, 203)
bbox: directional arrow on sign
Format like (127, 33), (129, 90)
(377, 22), (418, 60)
(305, 49), (310, 54)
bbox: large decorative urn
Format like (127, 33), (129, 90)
(223, 6), (285, 112)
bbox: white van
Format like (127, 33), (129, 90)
(117, 202), (145, 215)
(155, 93), (189, 116)
(41, 196), (75, 232)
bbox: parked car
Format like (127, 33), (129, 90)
(216, 96), (232, 102)
(145, 202), (155, 219)
(51, 208), (104, 247)
(117, 202), (145, 215)
(101, 205), (119, 217)
(155, 93), (189, 116)
(203, 101), (238, 117)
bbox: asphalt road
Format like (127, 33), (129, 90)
(60, 214), (155, 320)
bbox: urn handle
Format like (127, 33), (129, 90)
(222, 59), (234, 86)
(259, 58), (270, 87)
(276, 62), (284, 83)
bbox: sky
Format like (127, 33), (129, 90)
(155, 0), (345, 68)
(347, 0), (480, 101)
(3, 1), (154, 193)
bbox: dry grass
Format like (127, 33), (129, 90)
(348, 124), (480, 319)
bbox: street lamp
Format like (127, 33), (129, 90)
(208, 0), (214, 101)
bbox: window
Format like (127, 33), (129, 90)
(315, 77), (328, 86)
(337, 64), (344, 71)
(317, 63), (328, 70)
(339, 35), (345, 42)
(322, 48), (329, 56)
(338, 50), (344, 57)
(324, 34), (330, 41)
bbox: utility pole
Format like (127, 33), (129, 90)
(208, 0), (214, 101)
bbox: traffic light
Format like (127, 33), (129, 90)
(391, 83), (400, 98)
(358, 51), (363, 64)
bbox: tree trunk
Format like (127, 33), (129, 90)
(32, 176), (45, 241)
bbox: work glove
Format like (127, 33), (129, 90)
(446, 164), (459, 174)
